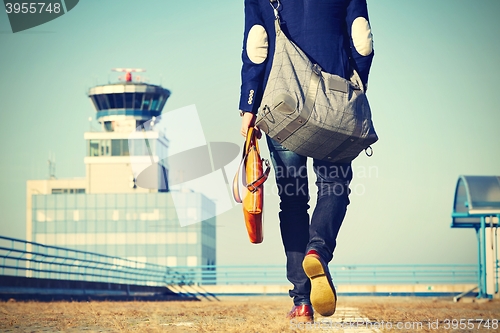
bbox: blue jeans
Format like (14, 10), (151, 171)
(266, 136), (352, 305)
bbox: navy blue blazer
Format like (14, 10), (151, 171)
(239, 0), (374, 114)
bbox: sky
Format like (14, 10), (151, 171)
(0, 0), (499, 266)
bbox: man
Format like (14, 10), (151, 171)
(239, 0), (374, 322)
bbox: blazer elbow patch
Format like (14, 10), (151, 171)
(246, 25), (268, 64)
(351, 17), (373, 56)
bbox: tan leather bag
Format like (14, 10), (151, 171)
(233, 127), (270, 244)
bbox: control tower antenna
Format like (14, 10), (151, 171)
(48, 152), (56, 180)
(112, 68), (146, 82)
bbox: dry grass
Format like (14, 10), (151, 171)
(0, 296), (498, 332)
(344, 297), (500, 332)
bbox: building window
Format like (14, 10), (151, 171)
(52, 189), (85, 194)
(187, 256), (197, 267)
(139, 209), (159, 221)
(96, 233), (106, 244)
(111, 139), (129, 156)
(45, 234), (55, 244)
(187, 208), (198, 221)
(151, 95), (159, 111)
(136, 233), (146, 244)
(97, 94), (110, 110)
(30, 193), (215, 276)
(91, 96), (102, 111)
(142, 94), (153, 110)
(129, 138), (155, 156)
(111, 140), (121, 156)
(100, 139), (110, 156)
(115, 93), (124, 109)
(55, 210), (64, 222)
(56, 234), (65, 246)
(89, 139), (121, 157)
(66, 234), (76, 245)
(187, 232), (197, 244)
(127, 257), (146, 269)
(35, 234), (46, 244)
(87, 234), (96, 244)
(101, 94), (116, 109)
(89, 140), (99, 156)
(166, 232), (176, 244)
(36, 210), (46, 222)
(157, 95), (164, 110)
(134, 93), (144, 109)
(106, 93), (116, 109)
(104, 121), (113, 132)
(124, 93), (134, 109)
(176, 232), (187, 244)
(166, 256), (177, 267)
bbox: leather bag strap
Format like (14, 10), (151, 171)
(232, 128), (271, 203)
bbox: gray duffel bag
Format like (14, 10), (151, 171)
(256, 19), (378, 163)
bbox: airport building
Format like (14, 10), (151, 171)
(26, 69), (216, 268)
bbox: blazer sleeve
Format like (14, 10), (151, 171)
(346, 0), (374, 89)
(239, 0), (269, 114)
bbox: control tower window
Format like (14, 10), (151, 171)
(97, 95), (110, 110)
(91, 96), (102, 111)
(111, 139), (129, 156)
(134, 93), (144, 109)
(100, 139), (111, 156)
(142, 94), (152, 111)
(104, 121), (114, 132)
(151, 95), (160, 111)
(89, 140), (99, 157)
(157, 95), (165, 110)
(125, 93), (134, 109)
(122, 139), (130, 156)
(106, 94), (116, 109)
(115, 94), (124, 109)
(89, 139), (126, 156)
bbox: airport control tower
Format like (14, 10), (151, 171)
(86, 68), (171, 193)
(89, 68), (170, 131)
(26, 69), (216, 268)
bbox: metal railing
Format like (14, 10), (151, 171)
(0, 236), (478, 287)
(171, 264), (478, 285)
(0, 236), (189, 286)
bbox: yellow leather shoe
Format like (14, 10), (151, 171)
(302, 249), (337, 316)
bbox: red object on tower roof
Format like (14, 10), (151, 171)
(112, 68), (145, 82)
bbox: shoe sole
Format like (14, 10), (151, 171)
(288, 316), (314, 324)
(302, 255), (336, 317)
